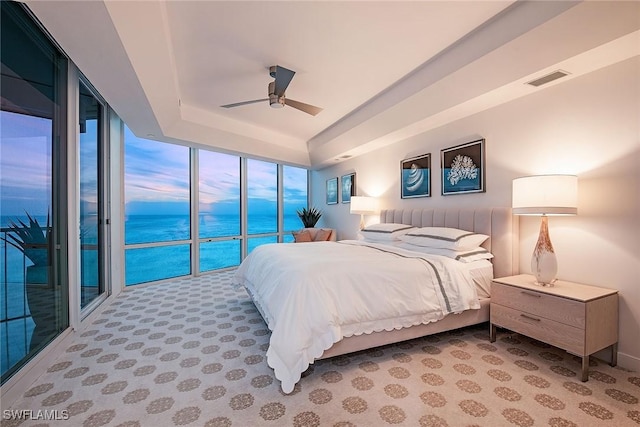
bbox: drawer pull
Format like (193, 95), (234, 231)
(521, 291), (541, 298)
(520, 314), (541, 322)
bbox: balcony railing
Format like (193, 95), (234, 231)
(1, 226), (34, 380)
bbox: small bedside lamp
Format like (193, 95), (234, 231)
(350, 196), (378, 230)
(512, 175), (578, 286)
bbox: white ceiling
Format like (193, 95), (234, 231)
(166, 1), (511, 139)
(25, 1), (640, 169)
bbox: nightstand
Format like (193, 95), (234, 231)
(490, 274), (618, 381)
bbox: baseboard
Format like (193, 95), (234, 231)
(617, 351), (640, 374)
(0, 328), (74, 408)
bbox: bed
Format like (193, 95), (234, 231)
(234, 207), (519, 393)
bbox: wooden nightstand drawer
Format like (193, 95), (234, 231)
(491, 304), (584, 355)
(491, 282), (585, 328)
(490, 274), (618, 382)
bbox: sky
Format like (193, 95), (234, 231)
(120, 127), (308, 216)
(1, 113), (308, 222)
(1, 112), (101, 219)
(1, 111), (52, 218)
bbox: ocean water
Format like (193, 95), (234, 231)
(1, 213), (303, 290)
(124, 213), (300, 284)
(125, 213), (300, 243)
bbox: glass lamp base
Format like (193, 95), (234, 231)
(532, 216), (558, 286)
(534, 279), (557, 287)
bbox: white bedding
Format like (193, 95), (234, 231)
(465, 259), (494, 299)
(233, 240), (480, 393)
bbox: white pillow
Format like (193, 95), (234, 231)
(359, 223), (415, 242)
(393, 242), (494, 263)
(398, 227), (489, 251)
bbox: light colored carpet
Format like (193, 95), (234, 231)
(3, 270), (639, 427)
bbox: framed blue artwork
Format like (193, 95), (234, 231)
(326, 177), (338, 205)
(401, 153), (431, 199)
(341, 173), (355, 203)
(441, 139), (485, 195)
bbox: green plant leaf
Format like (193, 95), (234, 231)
(296, 207), (322, 228)
(1, 212), (50, 266)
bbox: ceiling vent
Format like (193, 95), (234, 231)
(526, 70), (570, 87)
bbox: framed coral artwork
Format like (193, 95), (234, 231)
(441, 139), (485, 195)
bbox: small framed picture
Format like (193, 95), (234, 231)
(401, 153), (431, 198)
(326, 177), (338, 205)
(341, 173), (356, 203)
(441, 139), (485, 195)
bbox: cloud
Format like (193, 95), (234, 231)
(124, 130), (190, 204)
(1, 113), (52, 216)
(1, 113), (308, 219)
(246, 159), (278, 201)
(199, 151), (240, 204)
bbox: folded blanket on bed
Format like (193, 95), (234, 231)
(233, 240), (479, 393)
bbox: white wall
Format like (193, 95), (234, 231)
(311, 57), (640, 372)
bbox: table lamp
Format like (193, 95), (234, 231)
(512, 175), (578, 286)
(350, 196), (378, 230)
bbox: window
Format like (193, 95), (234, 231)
(247, 236), (278, 254)
(247, 159), (278, 235)
(123, 130), (309, 284)
(124, 127), (190, 285)
(125, 245), (191, 284)
(283, 165), (308, 233)
(199, 151), (240, 272)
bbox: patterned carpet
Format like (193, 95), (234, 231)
(3, 270), (639, 427)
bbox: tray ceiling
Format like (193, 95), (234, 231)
(25, 1), (640, 168)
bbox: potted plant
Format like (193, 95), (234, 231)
(1, 212), (54, 349)
(296, 207), (322, 228)
(2, 212), (50, 282)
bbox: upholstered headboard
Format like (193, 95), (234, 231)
(380, 208), (519, 278)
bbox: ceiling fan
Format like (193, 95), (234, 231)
(221, 65), (322, 116)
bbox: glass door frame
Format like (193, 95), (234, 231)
(78, 74), (110, 319)
(0, 0), (70, 384)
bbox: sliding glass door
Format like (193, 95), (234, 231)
(0, 1), (69, 384)
(79, 80), (107, 311)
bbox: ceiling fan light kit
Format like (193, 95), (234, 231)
(222, 65), (322, 116)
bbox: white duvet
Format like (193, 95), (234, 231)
(233, 240), (480, 393)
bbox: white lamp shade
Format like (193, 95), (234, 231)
(512, 175), (578, 216)
(350, 196), (378, 215)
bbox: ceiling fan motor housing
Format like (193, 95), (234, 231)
(269, 96), (285, 108)
(268, 81), (285, 108)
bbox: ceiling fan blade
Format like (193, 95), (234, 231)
(221, 98), (268, 108)
(273, 65), (295, 97)
(284, 98), (323, 116)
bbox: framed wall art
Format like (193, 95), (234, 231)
(326, 177), (338, 205)
(441, 138), (485, 195)
(401, 153), (431, 199)
(341, 173), (356, 203)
